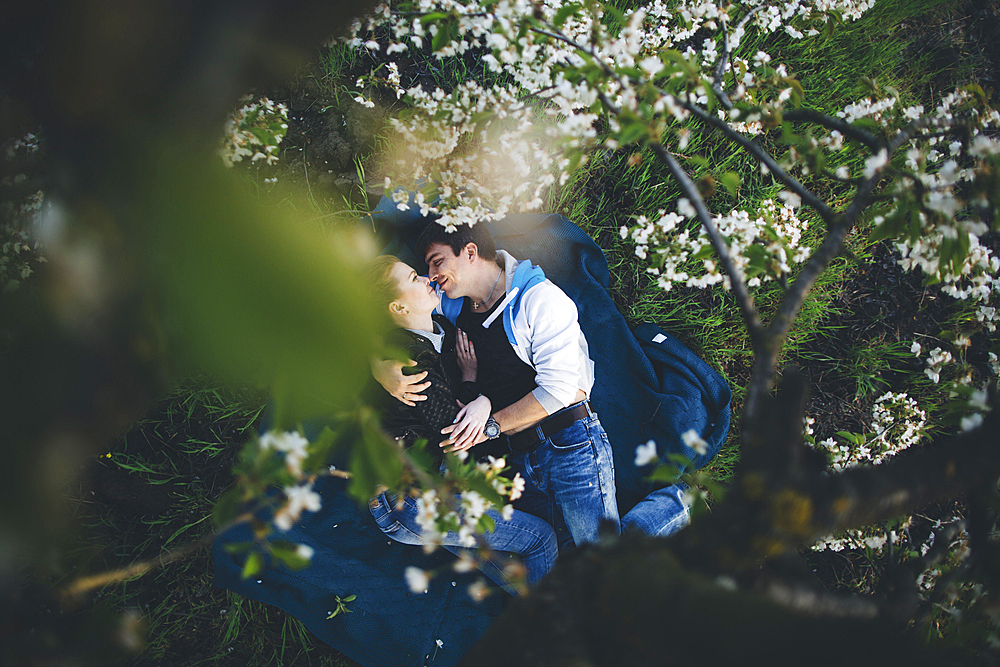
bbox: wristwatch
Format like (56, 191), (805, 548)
(484, 416), (501, 440)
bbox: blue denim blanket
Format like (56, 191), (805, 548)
(213, 197), (731, 666)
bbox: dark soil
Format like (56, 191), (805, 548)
(795, 241), (944, 438)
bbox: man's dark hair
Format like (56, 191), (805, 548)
(416, 219), (497, 262)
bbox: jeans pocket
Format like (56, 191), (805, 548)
(379, 520), (404, 534)
(548, 420), (589, 450)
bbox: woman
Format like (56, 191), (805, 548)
(365, 255), (557, 590)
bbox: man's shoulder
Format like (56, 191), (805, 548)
(521, 276), (574, 309)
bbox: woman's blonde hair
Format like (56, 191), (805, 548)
(367, 254), (403, 311)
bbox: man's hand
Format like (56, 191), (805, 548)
(455, 329), (477, 382)
(440, 394), (491, 453)
(370, 358), (430, 407)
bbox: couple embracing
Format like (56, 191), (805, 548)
(366, 219), (620, 590)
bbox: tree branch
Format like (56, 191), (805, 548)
(680, 101), (837, 223)
(672, 401), (1000, 576)
(648, 142), (764, 346)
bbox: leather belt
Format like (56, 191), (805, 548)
(506, 401), (593, 453)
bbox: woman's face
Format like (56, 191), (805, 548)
(389, 261), (440, 318)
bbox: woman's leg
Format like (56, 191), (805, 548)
(371, 492), (557, 588)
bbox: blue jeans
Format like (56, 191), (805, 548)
(369, 491), (557, 593)
(507, 405), (620, 548)
(621, 484), (690, 537)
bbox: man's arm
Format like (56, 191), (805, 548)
(442, 281), (590, 450)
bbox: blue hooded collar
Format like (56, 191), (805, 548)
(437, 257), (546, 350)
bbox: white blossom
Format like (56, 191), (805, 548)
(634, 440), (658, 466)
(681, 429), (708, 456)
(405, 567), (430, 593)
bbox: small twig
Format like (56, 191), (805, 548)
(303, 147), (319, 210)
(59, 511), (254, 600)
(711, 15), (734, 111)
(783, 108), (881, 151)
(764, 580), (879, 619)
(530, 26), (626, 89)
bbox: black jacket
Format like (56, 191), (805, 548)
(372, 314), (480, 466)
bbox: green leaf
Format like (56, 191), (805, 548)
(701, 82), (717, 114)
(601, 4), (626, 31)
(688, 155), (710, 170)
(270, 543), (311, 571)
(648, 465), (681, 483)
(617, 122), (648, 146)
(248, 127), (271, 146)
(478, 513), (496, 534)
(718, 172), (741, 197)
(347, 412), (405, 503)
(223, 541), (252, 555)
(432, 23), (450, 52)
(552, 2), (580, 27)
(691, 243), (715, 261)
(667, 453), (692, 468)
(420, 12), (450, 23)
(242, 551), (263, 579)
(213, 487), (241, 528)
(302, 426), (337, 472)
(404, 439), (438, 479)
(784, 78), (805, 108)
(464, 473), (506, 507)
(868, 204), (908, 243)
(342, 594), (357, 602)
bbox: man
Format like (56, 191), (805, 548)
(380, 220), (619, 546)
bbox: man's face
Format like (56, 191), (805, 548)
(425, 242), (470, 298)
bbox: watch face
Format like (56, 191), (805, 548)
(485, 419), (500, 439)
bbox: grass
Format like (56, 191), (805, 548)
(61, 0), (998, 663)
(60, 378), (364, 666)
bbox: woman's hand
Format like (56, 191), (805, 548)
(440, 394), (491, 453)
(455, 329), (477, 382)
(370, 358), (430, 407)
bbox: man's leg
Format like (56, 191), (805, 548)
(540, 412), (620, 545)
(507, 451), (574, 550)
(621, 484), (690, 537)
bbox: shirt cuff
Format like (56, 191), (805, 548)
(531, 386), (569, 415)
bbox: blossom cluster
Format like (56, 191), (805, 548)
(868, 88), (1000, 334)
(1, 131), (47, 295)
(1, 222), (46, 294)
(910, 339), (995, 432)
(257, 430), (323, 532)
(384, 80), (578, 227)
(405, 455), (525, 598)
(340, 0), (876, 229)
(219, 95), (289, 168)
(812, 519), (908, 555)
(412, 455), (522, 551)
(623, 196), (810, 291)
(810, 391), (927, 473)
(869, 391), (928, 455)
